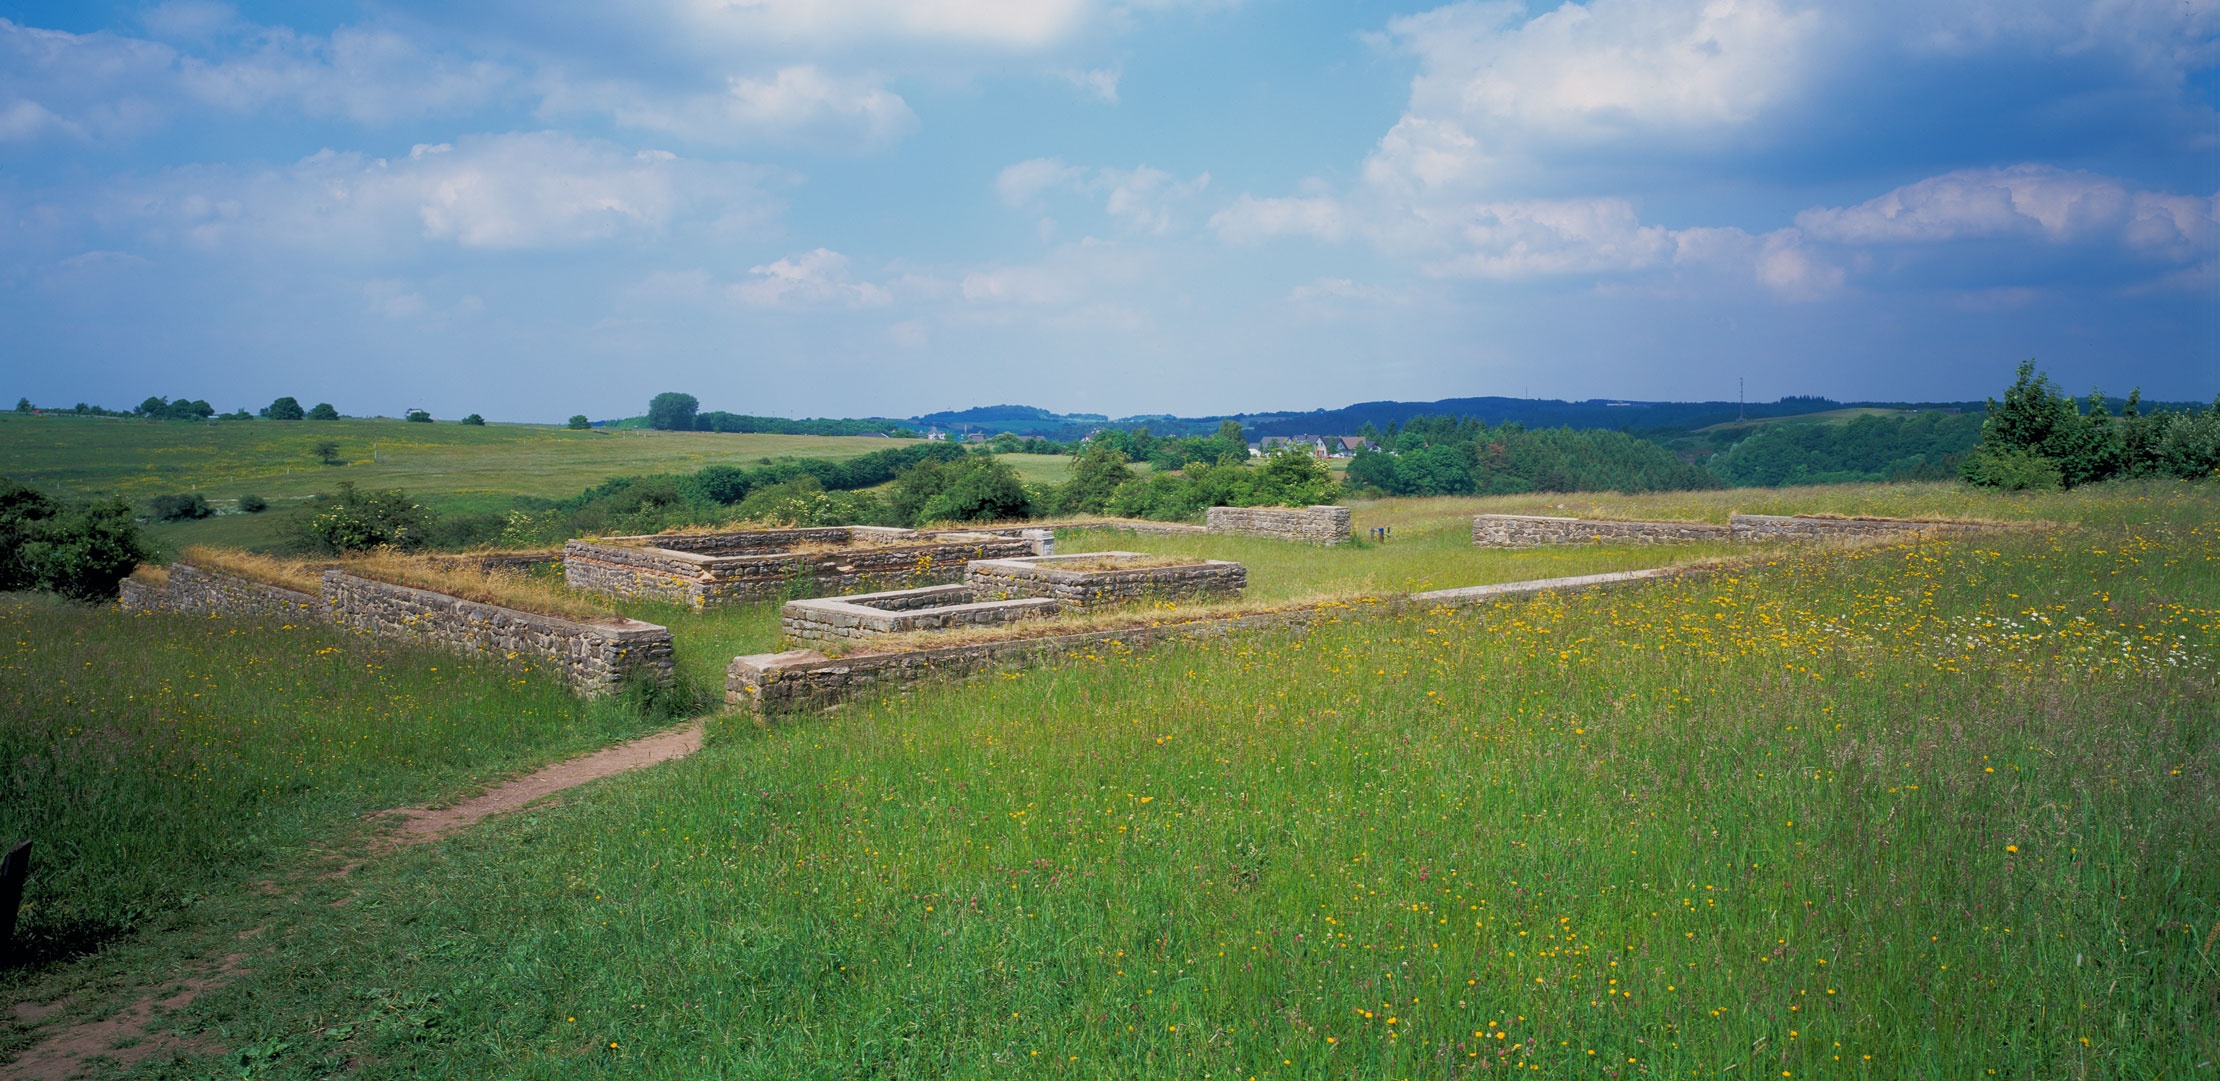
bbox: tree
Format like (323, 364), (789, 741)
(647, 392), (700, 431)
(919, 456), (1031, 524)
(292, 482), (432, 553)
(1060, 444), (1135, 515)
(265, 396), (305, 420)
(238, 494), (268, 513)
(307, 402), (340, 420)
(460, 413), (486, 426)
(567, 415), (591, 430)
(0, 479), (150, 601)
(13, 398), (29, 413)
(313, 440), (343, 466)
(1962, 361), (2121, 490)
(405, 409), (433, 423)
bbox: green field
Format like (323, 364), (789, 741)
(0, 413), (919, 548)
(2, 482), (2215, 1078)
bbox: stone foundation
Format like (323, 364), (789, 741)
(1472, 514), (1732, 547)
(321, 571), (673, 696)
(965, 552), (1246, 610)
(1206, 505), (1352, 545)
(119, 563), (325, 621)
(564, 525), (1049, 607)
(1728, 513), (1999, 542)
(781, 584), (1059, 645)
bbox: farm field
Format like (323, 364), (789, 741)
(1, 482), (2214, 1079)
(0, 413), (913, 549)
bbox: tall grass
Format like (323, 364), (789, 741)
(163, 497), (2216, 1077)
(0, 597), (657, 969)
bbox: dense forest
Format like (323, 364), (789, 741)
(1703, 411), (1983, 486)
(1342, 416), (1716, 496)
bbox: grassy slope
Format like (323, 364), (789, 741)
(0, 597), (661, 971)
(1692, 407), (1919, 434)
(0, 413), (910, 549)
(113, 485), (2212, 1078)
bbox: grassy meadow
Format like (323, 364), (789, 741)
(0, 597), (660, 970)
(0, 482), (2212, 1079)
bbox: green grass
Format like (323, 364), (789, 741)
(0, 597), (660, 970)
(0, 487), (2194, 1078)
(0, 413), (914, 550)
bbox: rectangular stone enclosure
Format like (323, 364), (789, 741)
(781, 584), (1060, 645)
(1206, 505), (1352, 546)
(966, 552), (1247, 610)
(1472, 514), (1732, 547)
(565, 525), (1049, 607)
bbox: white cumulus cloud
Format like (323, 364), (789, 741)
(731, 248), (894, 308)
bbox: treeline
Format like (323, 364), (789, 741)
(1961, 362), (2220, 489)
(14, 395), (344, 421)
(1705, 411), (1983, 487)
(1342, 416), (1717, 496)
(642, 393), (913, 437)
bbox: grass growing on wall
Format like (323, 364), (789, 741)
(137, 491), (2216, 1078)
(0, 597), (660, 968)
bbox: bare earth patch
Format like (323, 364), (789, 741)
(5, 720), (705, 1080)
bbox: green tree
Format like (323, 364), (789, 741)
(266, 396), (305, 420)
(460, 413), (486, 426)
(0, 479), (150, 601)
(313, 441), (343, 466)
(292, 482), (432, 553)
(919, 456), (1032, 524)
(404, 410), (433, 423)
(567, 414), (591, 430)
(147, 493), (212, 522)
(647, 392), (700, 431)
(1060, 444), (1135, 515)
(13, 397), (29, 413)
(238, 494), (268, 513)
(307, 402), (340, 420)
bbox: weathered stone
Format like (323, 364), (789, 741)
(965, 552), (1246, 611)
(1471, 514), (1731, 547)
(565, 525), (1048, 607)
(1205, 505), (1351, 545)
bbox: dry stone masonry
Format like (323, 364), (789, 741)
(119, 563), (323, 621)
(1205, 505), (1352, 545)
(781, 584), (1059, 645)
(1473, 512), (2002, 548)
(1471, 514), (1731, 547)
(321, 571), (673, 696)
(966, 552), (1246, 610)
(564, 525), (1049, 607)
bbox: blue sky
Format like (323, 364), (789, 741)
(2, 0), (2215, 422)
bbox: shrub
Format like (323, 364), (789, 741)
(292, 482), (432, 554)
(567, 414), (591, 430)
(264, 396), (305, 421)
(461, 413), (486, 426)
(1059, 444), (1136, 515)
(307, 402), (340, 420)
(0, 478), (151, 601)
(1958, 447), (2064, 491)
(405, 410), (433, 423)
(892, 456), (1031, 526)
(148, 492), (213, 522)
(313, 440), (343, 466)
(237, 494), (269, 513)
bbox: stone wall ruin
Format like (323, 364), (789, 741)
(1205, 505), (1352, 545)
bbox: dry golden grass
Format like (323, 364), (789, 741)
(338, 552), (619, 622)
(181, 545), (332, 594)
(1044, 554), (1203, 571)
(129, 563), (169, 589)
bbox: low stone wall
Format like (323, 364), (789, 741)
(731, 604), (1349, 715)
(1061, 518), (1209, 536)
(1471, 514), (1732, 547)
(1729, 513), (1999, 542)
(1204, 505), (1352, 545)
(118, 563), (325, 621)
(732, 562), (1717, 715)
(966, 553), (1246, 610)
(565, 528), (1046, 607)
(322, 571), (673, 695)
(782, 585), (1059, 645)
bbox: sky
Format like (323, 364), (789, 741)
(2, 0), (2216, 423)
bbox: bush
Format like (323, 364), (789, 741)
(265, 396), (305, 421)
(148, 492), (213, 522)
(892, 457), (1031, 526)
(1059, 444), (1136, 515)
(0, 478), (151, 601)
(405, 410), (433, 423)
(313, 440), (343, 466)
(730, 478), (894, 527)
(461, 413), (486, 426)
(292, 483), (432, 554)
(567, 415), (591, 430)
(1958, 447), (2064, 491)
(307, 402), (340, 420)
(237, 494), (269, 514)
